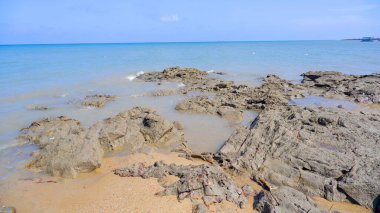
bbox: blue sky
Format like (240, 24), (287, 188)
(0, 0), (379, 44)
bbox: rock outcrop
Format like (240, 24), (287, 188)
(114, 161), (253, 209)
(137, 66), (210, 86)
(90, 107), (189, 152)
(175, 74), (305, 119)
(20, 116), (104, 178)
(217, 105), (380, 210)
(145, 89), (175, 97)
(20, 107), (190, 178)
(82, 94), (116, 108)
(254, 186), (324, 213)
(302, 71), (380, 103)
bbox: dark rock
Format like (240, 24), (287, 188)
(218, 105), (380, 210)
(254, 187), (324, 213)
(114, 161), (250, 208)
(19, 107), (191, 178)
(82, 94), (116, 108)
(19, 116), (103, 178)
(27, 105), (49, 110)
(302, 71), (380, 103)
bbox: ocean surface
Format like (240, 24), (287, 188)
(1, 40), (379, 180)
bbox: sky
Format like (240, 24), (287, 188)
(0, 0), (379, 44)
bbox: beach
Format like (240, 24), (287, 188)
(0, 42), (380, 212)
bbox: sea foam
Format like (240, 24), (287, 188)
(126, 71), (145, 81)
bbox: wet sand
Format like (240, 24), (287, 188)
(1, 151), (370, 213)
(0, 152), (256, 213)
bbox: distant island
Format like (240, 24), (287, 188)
(344, 37), (380, 42)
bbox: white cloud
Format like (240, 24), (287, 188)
(160, 14), (179, 22)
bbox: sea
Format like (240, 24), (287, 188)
(1, 40), (379, 180)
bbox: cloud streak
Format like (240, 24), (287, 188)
(329, 4), (379, 13)
(160, 14), (179, 22)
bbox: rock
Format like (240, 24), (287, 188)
(82, 94), (116, 108)
(174, 75), (305, 120)
(27, 105), (49, 110)
(193, 203), (208, 213)
(173, 121), (184, 130)
(218, 105), (380, 210)
(145, 89), (175, 96)
(90, 107), (189, 153)
(254, 187), (324, 213)
(302, 71), (380, 103)
(19, 116), (104, 178)
(216, 106), (244, 123)
(137, 66), (209, 86)
(242, 184), (255, 196)
(214, 71), (227, 75)
(19, 107), (191, 178)
(114, 161), (249, 208)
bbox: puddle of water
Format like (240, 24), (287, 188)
(289, 96), (360, 110)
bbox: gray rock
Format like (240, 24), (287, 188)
(81, 94), (116, 108)
(19, 107), (191, 178)
(27, 105), (49, 110)
(302, 71), (380, 103)
(114, 161), (250, 208)
(218, 105), (380, 210)
(137, 66), (210, 86)
(193, 203), (208, 213)
(145, 89), (175, 97)
(254, 187), (325, 213)
(90, 107), (189, 152)
(20, 116), (104, 178)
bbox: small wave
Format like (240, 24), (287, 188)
(177, 83), (186, 87)
(55, 93), (69, 98)
(79, 106), (96, 110)
(207, 70), (215, 73)
(131, 94), (143, 98)
(126, 71), (145, 81)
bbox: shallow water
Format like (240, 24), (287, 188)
(1, 40), (379, 180)
(289, 95), (361, 110)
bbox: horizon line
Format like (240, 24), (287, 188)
(0, 39), (349, 46)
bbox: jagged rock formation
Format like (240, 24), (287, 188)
(114, 161), (253, 209)
(217, 105), (380, 210)
(19, 107), (190, 178)
(302, 71), (380, 103)
(82, 94), (116, 108)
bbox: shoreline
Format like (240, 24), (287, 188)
(0, 152), (370, 213)
(1, 67), (379, 212)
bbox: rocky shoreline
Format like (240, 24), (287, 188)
(4, 67), (380, 212)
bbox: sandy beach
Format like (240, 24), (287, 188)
(0, 67), (379, 213)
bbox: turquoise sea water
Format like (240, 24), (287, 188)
(0, 40), (379, 179)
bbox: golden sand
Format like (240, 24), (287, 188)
(0, 152), (253, 213)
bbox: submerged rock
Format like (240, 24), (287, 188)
(302, 71), (380, 103)
(145, 89), (175, 97)
(81, 94), (116, 108)
(19, 107), (190, 178)
(114, 161), (250, 209)
(218, 105), (380, 210)
(27, 105), (49, 110)
(138, 66), (210, 86)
